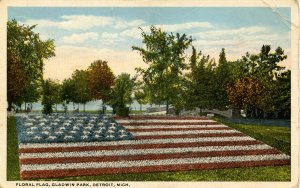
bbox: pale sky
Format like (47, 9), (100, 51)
(8, 7), (291, 82)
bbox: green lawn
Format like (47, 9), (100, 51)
(7, 116), (291, 181)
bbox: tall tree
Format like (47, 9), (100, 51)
(186, 46), (216, 112)
(87, 60), (115, 113)
(214, 48), (232, 109)
(133, 26), (193, 114)
(7, 19), (55, 110)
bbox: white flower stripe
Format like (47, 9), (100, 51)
(116, 119), (215, 123)
(21, 154), (289, 171)
(19, 136), (256, 149)
(20, 144), (273, 159)
(132, 129), (239, 136)
(123, 124), (228, 129)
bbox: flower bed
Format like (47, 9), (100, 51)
(16, 114), (133, 143)
(17, 115), (290, 179)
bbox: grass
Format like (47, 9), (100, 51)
(7, 116), (20, 180)
(212, 117), (291, 155)
(7, 116), (291, 181)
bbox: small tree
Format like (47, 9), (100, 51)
(109, 73), (135, 117)
(87, 60), (115, 114)
(71, 70), (92, 113)
(42, 79), (60, 115)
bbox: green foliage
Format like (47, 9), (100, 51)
(7, 19), (55, 110)
(226, 45), (289, 118)
(133, 26), (193, 114)
(7, 116), (20, 180)
(109, 73), (135, 116)
(42, 79), (61, 114)
(87, 60), (115, 103)
(186, 46), (216, 110)
(71, 70), (92, 112)
(61, 78), (75, 104)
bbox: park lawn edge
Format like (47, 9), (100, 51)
(7, 116), (291, 181)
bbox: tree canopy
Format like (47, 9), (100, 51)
(7, 19), (55, 111)
(133, 26), (193, 114)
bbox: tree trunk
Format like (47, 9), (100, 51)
(83, 103), (85, 113)
(55, 104), (58, 112)
(102, 101), (105, 114)
(7, 101), (12, 111)
(78, 103), (79, 112)
(166, 100), (169, 115)
(24, 102), (27, 112)
(140, 104), (142, 111)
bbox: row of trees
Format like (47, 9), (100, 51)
(7, 20), (290, 118)
(132, 26), (290, 118)
(42, 61), (135, 116)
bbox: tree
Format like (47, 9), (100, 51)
(134, 82), (150, 111)
(108, 73), (135, 116)
(186, 46), (216, 113)
(61, 78), (75, 113)
(227, 45), (288, 118)
(42, 79), (60, 115)
(133, 26), (193, 114)
(87, 60), (115, 113)
(7, 19), (55, 111)
(226, 77), (264, 117)
(70, 70), (92, 112)
(214, 48), (232, 109)
(7, 49), (27, 110)
(20, 80), (41, 110)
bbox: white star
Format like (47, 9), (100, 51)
(55, 131), (64, 135)
(41, 131), (50, 135)
(94, 134), (101, 138)
(59, 127), (66, 130)
(81, 135), (89, 139)
(47, 136), (57, 140)
(107, 134), (115, 139)
(25, 123), (33, 127)
(118, 129), (126, 134)
(27, 131), (34, 135)
(73, 126), (80, 131)
(107, 130), (115, 134)
(64, 135), (73, 140)
(85, 126), (93, 130)
(30, 127), (38, 131)
(98, 122), (104, 126)
(33, 136), (42, 140)
(83, 131), (90, 135)
(42, 126), (51, 130)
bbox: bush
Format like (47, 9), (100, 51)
(116, 106), (129, 117)
(43, 104), (53, 115)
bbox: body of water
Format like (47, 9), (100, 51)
(20, 100), (163, 112)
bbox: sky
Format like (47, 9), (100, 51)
(8, 7), (291, 81)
